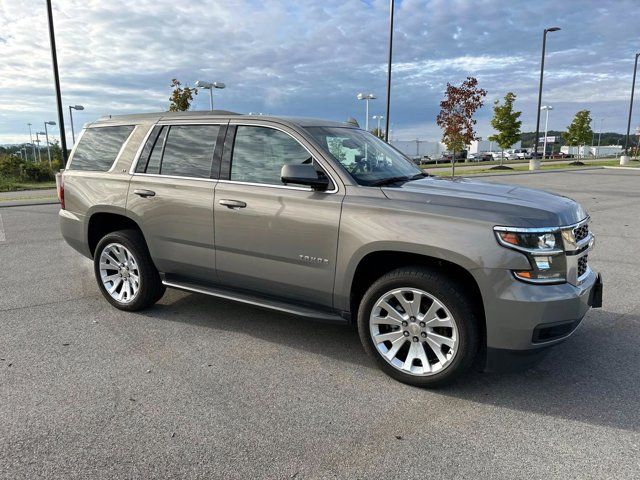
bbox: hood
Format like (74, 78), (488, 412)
(382, 176), (587, 227)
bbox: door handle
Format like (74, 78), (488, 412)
(134, 189), (156, 198)
(218, 199), (247, 209)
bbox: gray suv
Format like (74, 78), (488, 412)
(58, 111), (602, 387)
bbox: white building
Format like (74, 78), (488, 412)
(468, 139), (521, 154)
(391, 140), (446, 158)
(560, 145), (622, 157)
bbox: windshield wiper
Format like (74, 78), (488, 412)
(369, 172), (427, 187)
(369, 176), (411, 187)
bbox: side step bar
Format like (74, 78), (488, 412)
(162, 279), (346, 323)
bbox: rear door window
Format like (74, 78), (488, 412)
(160, 125), (220, 178)
(135, 125), (220, 179)
(70, 125), (135, 171)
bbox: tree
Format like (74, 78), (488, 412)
(488, 92), (522, 168)
(564, 110), (593, 159)
(370, 128), (385, 139)
(168, 78), (197, 112)
(436, 77), (487, 176)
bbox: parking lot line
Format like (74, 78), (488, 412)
(0, 213), (5, 242)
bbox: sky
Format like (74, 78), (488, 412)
(1, 0), (639, 146)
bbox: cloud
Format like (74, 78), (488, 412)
(0, 0), (639, 144)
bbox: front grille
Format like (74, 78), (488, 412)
(578, 255), (588, 278)
(574, 223), (589, 242)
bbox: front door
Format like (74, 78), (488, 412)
(213, 124), (344, 308)
(127, 123), (224, 284)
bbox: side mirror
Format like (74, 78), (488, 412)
(281, 164), (329, 191)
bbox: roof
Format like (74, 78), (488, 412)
(90, 111), (352, 128)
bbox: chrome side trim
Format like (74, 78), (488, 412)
(162, 280), (343, 321)
(131, 173), (218, 183)
(493, 216), (589, 234)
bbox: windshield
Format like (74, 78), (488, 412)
(305, 126), (423, 186)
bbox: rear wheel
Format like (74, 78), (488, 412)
(357, 266), (479, 387)
(94, 229), (165, 311)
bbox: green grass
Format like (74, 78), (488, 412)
(0, 178), (56, 193)
(428, 159), (640, 177)
(418, 156), (621, 170)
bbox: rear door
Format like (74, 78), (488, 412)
(127, 123), (225, 283)
(213, 123), (344, 308)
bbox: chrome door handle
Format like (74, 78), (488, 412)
(133, 189), (156, 198)
(218, 199), (247, 209)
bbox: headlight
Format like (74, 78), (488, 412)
(494, 227), (566, 284)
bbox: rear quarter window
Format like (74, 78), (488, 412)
(69, 125), (135, 171)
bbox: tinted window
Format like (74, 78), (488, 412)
(144, 127), (168, 175)
(70, 126), (135, 171)
(160, 125), (219, 178)
(230, 126), (317, 185)
(135, 126), (162, 173)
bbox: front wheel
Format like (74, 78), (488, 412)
(357, 267), (479, 387)
(93, 229), (165, 311)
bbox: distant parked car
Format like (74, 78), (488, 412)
(548, 152), (573, 159)
(490, 151), (506, 160)
(468, 153), (492, 162)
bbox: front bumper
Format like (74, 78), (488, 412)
(474, 268), (602, 372)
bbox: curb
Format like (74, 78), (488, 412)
(0, 199), (59, 208)
(602, 166), (640, 171)
(433, 166), (605, 178)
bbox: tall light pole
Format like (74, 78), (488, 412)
(597, 118), (604, 157)
(384, 0), (395, 142)
(68, 105), (84, 145)
(27, 123), (36, 162)
(372, 115), (384, 135)
(533, 26), (561, 169)
(357, 93), (376, 131)
(36, 132), (46, 163)
(44, 121), (56, 166)
(624, 53), (640, 157)
(46, 0), (69, 166)
(195, 80), (225, 110)
(540, 105), (553, 159)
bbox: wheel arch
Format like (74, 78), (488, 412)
(87, 210), (144, 258)
(345, 248), (486, 351)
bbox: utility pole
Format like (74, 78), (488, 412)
(384, 0), (394, 142)
(46, 0), (69, 166)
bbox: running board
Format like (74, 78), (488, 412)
(162, 279), (345, 323)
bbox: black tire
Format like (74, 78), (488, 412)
(357, 266), (479, 388)
(93, 229), (165, 311)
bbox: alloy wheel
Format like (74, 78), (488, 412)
(98, 243), (140, 304)
(369, 288), (459, 376)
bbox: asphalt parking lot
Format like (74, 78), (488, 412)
(1, 169), (639, 479)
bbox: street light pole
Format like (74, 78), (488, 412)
(384, 0), (394, 142)
(195, 80), (226, 110)
(68, 105), (84, 145)
(533, 27), (561, 169)
(624, 53), (640, 156)
(597, 118), (604, 157)
(35, 132), (42, 163)
(541, 106), (552, 159)
(44, 121), (56, 166)
(28, 123), (35, 162)
(46, 0), (69, 166)
(356, 93), (376, 131)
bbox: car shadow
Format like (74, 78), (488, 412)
(146, 292), (639, 433)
